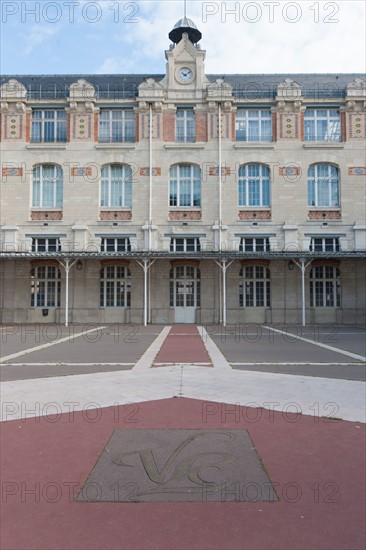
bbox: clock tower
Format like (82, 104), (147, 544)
(160, 17), (209, 94)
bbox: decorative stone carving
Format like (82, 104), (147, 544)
(346, 78), (366, 97)
(69, 79), (96, 101)
(0, 79), (27, 100)
(276, 79), (302, 99)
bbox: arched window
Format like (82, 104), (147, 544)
(100, 164), (132, 208)
(33, 165), (63, 208)
(310, 266), (340, 307)
(100, 266), (131, 307)
(239, 266), (271, 307)
(308, 164), (339, 207)
(238, 164), (270, 207)
(30, 266), (61, 307)
(169, 164), (201, 207)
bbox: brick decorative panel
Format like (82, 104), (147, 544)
(72, 114), (92, 140)
(100, 211), (132, 221)
(308, 211), (341, 220)
(140, 167), (161, 176)
(71, 167), (93, 177)
(208, 166), (231, 176)
(169, 210), (202, 221)
(347, 113), (366, 140)
(238, 210), (271, 221)
(279, 166), (301, 176)
(348, 167), (366, 176)
(2, 166), (23, 177)
(278, 113), (300, 140)
(221, 113), (231, 140)
(3, 114), (24, 140)
(163, 112), (175, 142)
(196, 112), (207, 142)
(30, 211), (63, 221)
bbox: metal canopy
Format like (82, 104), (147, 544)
(1, 250), (365, 261)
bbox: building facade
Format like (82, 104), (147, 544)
(1, 19), (365, 325)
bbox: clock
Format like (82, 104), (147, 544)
(176, 66), (194, 84)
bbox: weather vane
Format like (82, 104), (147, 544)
(184, 0), (187, 18)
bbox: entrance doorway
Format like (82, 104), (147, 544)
(170, 266), (200, 323)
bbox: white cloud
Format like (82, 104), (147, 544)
(22, 25), (60, 56)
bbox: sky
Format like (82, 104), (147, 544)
(1, 0), (365, 75)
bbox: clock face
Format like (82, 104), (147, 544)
(177, 66), (194, 84)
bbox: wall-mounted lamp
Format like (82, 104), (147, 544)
(288, 260), (295, 271)
(76, 260), (83, 271)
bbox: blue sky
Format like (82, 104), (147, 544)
(1, 0), (365, 75)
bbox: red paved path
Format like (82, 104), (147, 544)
(1, 398), (365, 550)
(154, 325), (212, 365)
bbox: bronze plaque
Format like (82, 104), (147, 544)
(77, 430), (277, 502)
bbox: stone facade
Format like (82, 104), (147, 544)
(1, 28), (365, 324)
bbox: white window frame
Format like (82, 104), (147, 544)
(310, 266), (341, 307)
(100, 266), (131, 307)
(238, 164), (271, 207)
(101, 238), (131, 252)
(31, 238), (61, 252)
(239, 266), (271, 307)
(176, 108), (195, 142)
(170, 238), (201, 252)
(308, 164), (339, 207)
(235, 109), (272, 142)
(304, 109), (341, 142)
(32, 165), (63, 208)
(310, 237), (340, 252)
(31, 109), (67, 143)
(169, 165), (201, 208)
(30, 266), (61, 307)
(99, 109), (135, 143)
(100, 164), (132, 208)
(240, 237), (270, 252)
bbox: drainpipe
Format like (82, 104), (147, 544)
(58, 259), (77, 327)
(293, 258), (313, 326)
(148, 103), (153, 322)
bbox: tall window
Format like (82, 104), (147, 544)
(176, 108), (195, 142)
(169, 165), (201, 207)
(310, 237), (340, 252)
(310, 266), (341, 307)
(31, 266), (61, 307)
(32, 165), (63, 208)
(308, 164), (339, 207)
(31, 110), (67, 143)
(100, 266), (131, 307)
(99, 110), (135, 143)
(100, 165), (132, 208)
(235, 109), (272, 141)
(239, 237), (270, 252)
(170, 238), (201, 252)
(32, 238), (61, 252)
(239, 266), (271, 307)
(304, 109), (341, 141)
(238, 164), (270, 207)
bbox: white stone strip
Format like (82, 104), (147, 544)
(230, 362), (363, 366)
(1, 362), (134, 367)
(263, 325), (366, 362)
(199, 326), (231, 371)
(154, 362), (212, 366)
(0, 326), (107, 363)
(133, 326), (172, 370)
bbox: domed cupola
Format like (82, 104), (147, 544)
(168, 17), (202, 45)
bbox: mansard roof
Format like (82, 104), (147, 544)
(1, 73), (364, 99)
